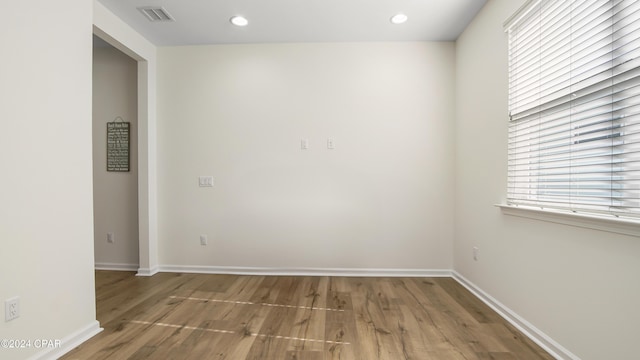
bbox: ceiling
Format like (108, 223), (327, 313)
(96, 0), (487, 46)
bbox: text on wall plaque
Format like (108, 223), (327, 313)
(107, 121), (130, 172)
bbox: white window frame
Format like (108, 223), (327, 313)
(502, 0), (640, 235)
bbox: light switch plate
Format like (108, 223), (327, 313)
(199, 176), (214, 187)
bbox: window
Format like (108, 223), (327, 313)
(505, 0), (640, 220)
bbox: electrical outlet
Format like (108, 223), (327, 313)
(107, 232), (114, 243)
(5, 297), (19, 322)
(327, 138), (335, 150)
(200, 235), (208, 246)
(473, 247), (479, 261)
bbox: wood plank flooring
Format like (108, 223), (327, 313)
(61, 271), (554, 360)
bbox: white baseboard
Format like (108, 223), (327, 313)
(159, 265), (452, 278)
(452, 271), (580, 360)
(136, 265), (159, 277)
(94, 262), (138, 271)
(29, 320), (102, 360)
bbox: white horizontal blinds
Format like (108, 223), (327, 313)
(507, 0), (640, 218)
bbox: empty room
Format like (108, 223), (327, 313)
(1, 0), (639, 359)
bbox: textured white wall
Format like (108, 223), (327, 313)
(455, 1), (640, 359)
(93, 46), (139, 268)
(0, 1), (97, 359)
(157, 42), (455, 270)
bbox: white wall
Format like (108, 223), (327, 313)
(0, 1), (99, 359)
(455, 1), (640, 359)
(93, 45), (139, 268)
(157, 42), (455, 271)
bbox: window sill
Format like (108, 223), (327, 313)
(496, 204), (640, 237)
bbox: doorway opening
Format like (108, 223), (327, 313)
(92, 34), (139, 270)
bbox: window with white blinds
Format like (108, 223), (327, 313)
(505, 0), (640, 219)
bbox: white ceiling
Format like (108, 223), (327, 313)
(96, 0), (487, 46)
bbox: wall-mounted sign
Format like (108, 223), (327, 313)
(107, 119), (130, 172)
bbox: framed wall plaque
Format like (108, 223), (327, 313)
(107, 119), (130, 172)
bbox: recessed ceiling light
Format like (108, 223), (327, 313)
(230, 16), (249, 27)
(390, 13), (408, 25)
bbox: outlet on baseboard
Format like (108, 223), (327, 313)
(5, 297), (19, 322)
(200, 234), (208, 246)
(473, 246), (479, 261)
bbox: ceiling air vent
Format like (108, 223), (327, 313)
(137, 6), (174, 22)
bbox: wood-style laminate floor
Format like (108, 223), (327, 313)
(62, 271), (554, 360)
